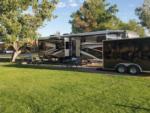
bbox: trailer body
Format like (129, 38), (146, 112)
(103, 37), (150, 72)
(38, 38), (65, 60)
(38, 30), (127, 64)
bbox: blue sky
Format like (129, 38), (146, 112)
(37, 0), (144, 37)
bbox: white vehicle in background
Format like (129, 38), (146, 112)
(5, 50), (14, 54)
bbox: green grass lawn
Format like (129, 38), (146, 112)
(0, 63), (150, 113)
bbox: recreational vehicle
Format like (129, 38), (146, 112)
(38, 30), (150, 74)
(38, 30), (127, 64)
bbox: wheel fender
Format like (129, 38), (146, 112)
(115, 63), (142, 72)
(115, 63), (127, 70)
(128, 64), (142, 72)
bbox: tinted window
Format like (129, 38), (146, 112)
(66, 42), (70, 49)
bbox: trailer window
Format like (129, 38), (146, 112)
(81, 37), (86, 42)
(97, 36), (106, 42)
(66, 42), (70, 49)
(39, 42), (45, 50)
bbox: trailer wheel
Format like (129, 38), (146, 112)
(116, 64), (127, 73)
(128, 65), (141, 75)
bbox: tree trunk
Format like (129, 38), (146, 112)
(11, 50), (21, 63)
(11, 42), (21, 63)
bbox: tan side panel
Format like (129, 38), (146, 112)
(76, 39), (80, 57)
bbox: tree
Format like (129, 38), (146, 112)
(69, 0), (119, 33)
(136, 0), (150, 30)
(70, 0), (145, 37)
(119, 20), (145, 37)
(0, 0), (58, 62)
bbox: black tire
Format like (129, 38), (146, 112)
(128, 65), (141, 75)
(116, 64), (127, 73)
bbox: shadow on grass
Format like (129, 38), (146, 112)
(2, 63), (150, 77)
(114, 103), (150, 112)
(3, 63), (102, 73)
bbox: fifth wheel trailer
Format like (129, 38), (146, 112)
(103, 37), (150, 74)
(38, 30), (128, 64)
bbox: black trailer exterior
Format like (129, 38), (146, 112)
(103, 37), (150, 74)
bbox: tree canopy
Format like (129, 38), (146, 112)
(0, 0), (58, 41)
(70, 0), (119, 33)
(119, 20), (145, 37)
(0, 0), (58, 62)
(136, 0), (150, 30)
(70, 0), (145, 37)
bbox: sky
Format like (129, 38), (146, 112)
(37, 0), (144, 37)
